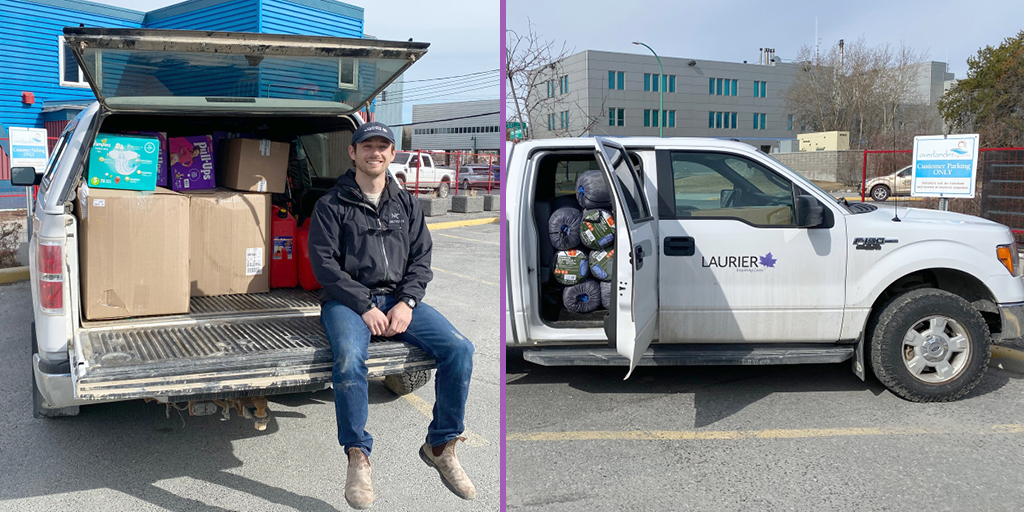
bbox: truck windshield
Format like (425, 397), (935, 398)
(393, 153), (411, 165)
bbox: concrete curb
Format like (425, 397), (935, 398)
(0, 266), (29, 284)
(427, 217), (498, 231)
(991, 346), (1024, 374)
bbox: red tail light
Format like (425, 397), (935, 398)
(38, 241), (63, 314)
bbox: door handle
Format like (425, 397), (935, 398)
(664, 236), (695, 256)
(635, 245), (645, 270)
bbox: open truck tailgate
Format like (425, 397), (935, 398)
(72, 290), (434, 401)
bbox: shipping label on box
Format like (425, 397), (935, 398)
(88, 134), (160, 191)
(170, 135), (216, 191)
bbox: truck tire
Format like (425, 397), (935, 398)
(383, 369), (433, 396)
(868, 289), (990, 402)
(870, 184), (890, 202)
(437, 180), (451, 198)
(30, 322), (80, 418)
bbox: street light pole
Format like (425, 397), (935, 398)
(633, 41), (663, 137)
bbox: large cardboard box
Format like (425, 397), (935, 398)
(186, 189), (271, 296)
(76, 186), (190, 320)
(222, 139), (290, 193)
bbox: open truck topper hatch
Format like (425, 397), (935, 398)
(63, 27), (428, 113)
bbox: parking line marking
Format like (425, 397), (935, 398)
(431, 266), (497, 286)
(401, 392), (489, 447)
(427, 217), (499, 230)
(507, 424), (1024, 442)
(435, 232), (498, 245)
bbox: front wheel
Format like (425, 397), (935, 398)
(383, 370), (433, 395)
(870, 185), (891, 202)
(869, 289), (990, 402)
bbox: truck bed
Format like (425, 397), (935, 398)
(73, 289), (434, 401)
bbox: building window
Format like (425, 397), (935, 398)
(709, 112), (737, 130)
(709, 78), (715, 95)
(761, 113), (766, 130)
(608, 71), (624, 90)
(652, 73), (660, 92)
(560, 110), (569, 129)
(753, 113), (767, 130)
(716, 78), (722, 95)
(708, 77), (738, 96)
(644, 110), (651, 127)
(548, 113), (556, 130)
(560, 75), (569, 94)
(754, 81), (767, 98)
(609, 108), (624, 127)
(644, 73), (650, 92)
(668, 75), (676, 93)
(58, 36), (89, 88)
(668, 110), (675, 128)
(788, 114), (794, 131)
(731, 79), (737, 96)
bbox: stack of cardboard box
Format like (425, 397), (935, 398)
(77, 133), (290, 320)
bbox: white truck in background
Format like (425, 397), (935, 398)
(389, 151), (454, 197)
(504, 137), (1024, 402)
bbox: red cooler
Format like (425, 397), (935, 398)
(270, 208), (298, 288)
(297, 218), (322, 291)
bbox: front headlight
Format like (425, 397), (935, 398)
(997, 241), (1021, 276)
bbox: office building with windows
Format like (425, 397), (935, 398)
(527, 50), (802, 152)
(410, 99), (500, 153)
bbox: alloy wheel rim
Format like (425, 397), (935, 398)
(901, 315), (971, 383)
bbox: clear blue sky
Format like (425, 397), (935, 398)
(507, 0), (1024, 79)
(90, 0), (499, 122)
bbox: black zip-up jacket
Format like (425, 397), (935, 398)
(308, 170), (432, 314)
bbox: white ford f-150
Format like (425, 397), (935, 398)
(504, 137), (1024, 402)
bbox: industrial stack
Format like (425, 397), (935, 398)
(76, 131), (296, 320)
(548, 170), (616, 315)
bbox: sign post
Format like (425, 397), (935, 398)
(9, 127), (49, 240)
(911, 134), (979, 210)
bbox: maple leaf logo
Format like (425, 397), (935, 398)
(759, 252), (777, 268)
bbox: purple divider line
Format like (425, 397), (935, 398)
(499, 0), (508, 508)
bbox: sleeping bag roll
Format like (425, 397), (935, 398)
(548, 206), (583, 250)
(563, 279), (602, 314)
(576, 170), (613, 209)
(580, 209), (615, 249)
(553, 249), (589, 286)
(601, 280), (612, 310)
(589, 248), (614, 281)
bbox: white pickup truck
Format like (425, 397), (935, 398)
(504, 137), (1024, 402)
(13, 28), (436, 421)
(388, 151), (454, 197)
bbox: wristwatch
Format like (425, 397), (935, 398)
(401, 297), (417, 309)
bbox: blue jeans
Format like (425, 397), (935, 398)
(320, 295), (474, 457)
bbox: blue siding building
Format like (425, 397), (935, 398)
(0, 0), (364, 138)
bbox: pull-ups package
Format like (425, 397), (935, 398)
(88, 134), (161, 191)
(76, 186), (190, 319)
(185, 189), (271, 297)
(170, 135), (216, 191)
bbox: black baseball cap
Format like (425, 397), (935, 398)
(351, 122), (395, 145)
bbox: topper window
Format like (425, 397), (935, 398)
(338, 58), (359, 90)
(58, 36), (89, 88)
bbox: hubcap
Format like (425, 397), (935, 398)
(901, 315), (970, 383)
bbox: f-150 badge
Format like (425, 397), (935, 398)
(853, 237), (898, 250)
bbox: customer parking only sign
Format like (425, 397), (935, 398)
(911, 134), (979, 198)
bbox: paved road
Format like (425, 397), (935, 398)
(0, 221), (499, 512)
(505, 351), (1024, 511)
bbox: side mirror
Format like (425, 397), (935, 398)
(720, 189), (735, 208)
(795, 195), (824, 228)
(10, 167), (42, 187)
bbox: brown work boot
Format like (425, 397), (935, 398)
(345, 447), (374, 509)
(419, 437), (477, 500)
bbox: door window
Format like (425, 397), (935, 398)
(600, 143), (651, 222)
(668, 151), (795, 226)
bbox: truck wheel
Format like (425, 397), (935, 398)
(383, 369), (433, 396)
(437, 180), (451, 198)
(30, 322), (80, 418)
(870, 185), (890, 201)
(869, 289), (990, 402)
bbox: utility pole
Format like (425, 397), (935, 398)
(633, 41), (664, 137)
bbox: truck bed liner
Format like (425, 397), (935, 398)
(74, 289), (434, 401)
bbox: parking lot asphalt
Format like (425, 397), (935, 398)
(0, 222), (499, 512)
(505, 352), (1024, 511)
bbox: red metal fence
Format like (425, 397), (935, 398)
(861, 147), (1024, 241)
